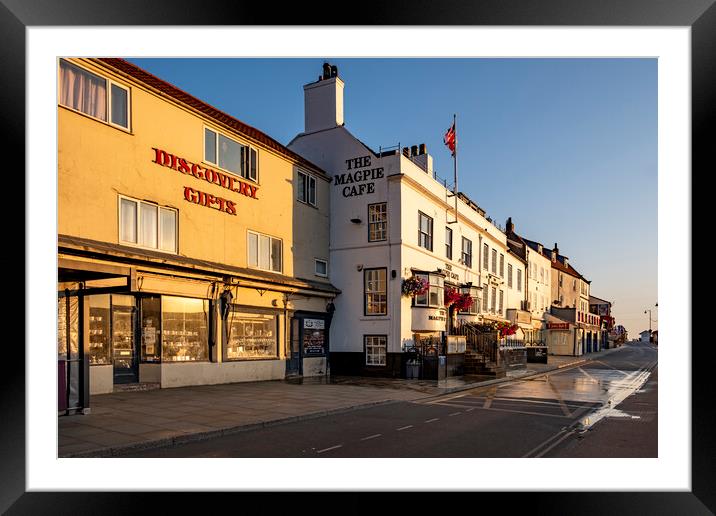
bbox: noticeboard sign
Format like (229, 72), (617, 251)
(303, 318), (326, 356)
(548, 322), (570, 330)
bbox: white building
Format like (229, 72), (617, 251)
(287, 63), (523, 377)
(522, 238), (554, 342)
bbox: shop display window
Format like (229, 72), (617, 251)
(57, 295), (79, 360)
(162, 296), (209, 362)
(88, 295), (111, 365)
(224, 308), (278, 360)
(141, 296), (161, 362)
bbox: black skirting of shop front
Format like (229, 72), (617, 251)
(329, 352), (403, 378)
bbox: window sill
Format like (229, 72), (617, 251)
(223, 356), (280, 362)
(297, 199), (318, 209)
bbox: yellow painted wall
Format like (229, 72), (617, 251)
(58, 58), (330, 284)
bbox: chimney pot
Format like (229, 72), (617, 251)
(410, 145), (418, 157)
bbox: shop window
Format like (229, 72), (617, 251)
(59, 59), (130, 130)
(315, 259), (328, 277)
(119, 195), (177, 253)
(461, 237), (472, 268)
(365, 335), (387, 366)
(247, 231), (282, 273)
(88, 295), (111, 365)
(140, 296), (161, 362)
(364, 268), (387, 315)
(204, 127), (258, 182)
(224, 308), (279, 360)
(418, 211), (433, 251)
(368, 203), (387, 242)
(161, 296), (209, 362)
(297, 170), (317, 206)
(412, 272), (444, 308)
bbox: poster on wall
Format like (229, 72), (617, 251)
(303, 318), (326, 356)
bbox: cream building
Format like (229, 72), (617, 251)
(287, 63), (521, 377)
(57, 58), (338, 413)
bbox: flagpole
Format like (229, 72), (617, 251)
(453, 113), (458, 225)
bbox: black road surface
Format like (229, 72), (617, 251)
(118, 342), (657, 458)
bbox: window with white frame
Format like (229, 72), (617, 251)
(482, 284), (488, 312)
(499, 290), (504, 315)
(297, 170), (316, 206)
(315, 259), (328, 277)
(119, 196), (177, 253)
(445, 227), (453, 260)
(491, 287), (497, 313)
(413, 273), (444, 308)
(59, 59), (130, 130)
(365, 335), (387, 366)
(491, 249), (497, 274)
(499, 254), (504, 277)
(247, 231), (282, 273)
(517, 269), (522, 291)
(368, 203), (387, 242)
(483, 244), (489, 270)
(418, 211), (433, 251)
(507, 264), (513, 288)
(204, 127), (258, 182)
(364, 268), (387, 315)
(459, 286), (480, 314)
(461, 237), (472, 268)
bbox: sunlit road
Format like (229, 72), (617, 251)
(119, 342), (657, 458)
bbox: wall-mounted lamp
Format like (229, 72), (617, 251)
(350, 218), (362, 224)
(356, 264), (364, 272)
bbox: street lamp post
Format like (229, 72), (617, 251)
(644, 302), (657, 341)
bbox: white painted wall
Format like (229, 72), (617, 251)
(160, 360), (285, 388)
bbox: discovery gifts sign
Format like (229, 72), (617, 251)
(151, 147), (259, 216)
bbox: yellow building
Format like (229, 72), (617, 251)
(57, 58), (338, 414)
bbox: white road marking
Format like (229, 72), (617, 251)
(396, 425), (413, 431)
(424, 418), (440, 423)
(522, 429), (568, 458)
(578, 367), (599, 383)
(360, 434), (382, 441)
(316, 445), (342, 454)
(448, 412), (462, 417)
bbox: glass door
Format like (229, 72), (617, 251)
(286, 317), (302, 376)
(112, 295), (138, 384)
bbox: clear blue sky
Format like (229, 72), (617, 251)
(129, 57), (657, 337)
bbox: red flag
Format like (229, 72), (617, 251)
(444, 122), (456, 155)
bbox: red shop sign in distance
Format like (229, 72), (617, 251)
(547, 322), (570, 330)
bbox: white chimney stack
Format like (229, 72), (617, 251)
(303, 65), (344, 133)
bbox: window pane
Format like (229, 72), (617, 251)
(110, 84), (128, 128)
(270, 238), (282, 272)
(159, 208), (176, 252)
(248, 233), (258, 267)
(120, 198), (137, 243)
(297, 172), (306, 201)
(225, 311), (277, 360)
(249, 148), (258, 181)
(315, 260), (327, 276)
(88, 295), (111, 365)
(258, 235), (270, 270)
(161, 296), (209, 362)
(218, 134), (242, 174)
(139, 202), (158, 248)
(308, 176), (316, 205)
(140, 296), (162, 362)
(205, 128), (217, 163)
(59, 60), (107, 121)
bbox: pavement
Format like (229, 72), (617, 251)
(58, 345), (627, 457)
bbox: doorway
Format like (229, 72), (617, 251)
(286, 317), (302, 376)
(112, 295), (138, 384)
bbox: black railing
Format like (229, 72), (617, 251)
(452, 322), (498, 363)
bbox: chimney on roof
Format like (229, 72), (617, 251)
(303, 62), (344, 133)
(408, 143), (434, 176)
(552, 243), (558, 262)
(506, 217), (514, 233)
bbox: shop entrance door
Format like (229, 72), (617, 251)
(286, 317), (302, 376)
(112, 296), (138, 384)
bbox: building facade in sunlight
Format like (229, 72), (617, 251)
(57, 58), (338, 414)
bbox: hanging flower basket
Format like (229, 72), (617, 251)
(401, 276), (429, 297)
(444, 287), (473, 312)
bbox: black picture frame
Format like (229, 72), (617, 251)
(6, 0), (708, 513)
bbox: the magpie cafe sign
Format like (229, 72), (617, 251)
(334, 155), (384, 197)
(151, 148), (259, 216)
